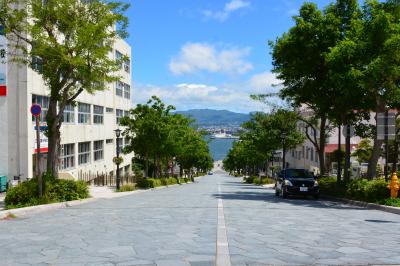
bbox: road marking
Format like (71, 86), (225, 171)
(216, 184), (231, 266)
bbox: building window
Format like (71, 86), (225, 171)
(94, 140), (104, 161)
(116, 81), (123, 97)
(306, 147), (309, 160)
(117, 138), (123, 153)
(124, 110), (130, 118)
(315, 151), (319, 163)
(63, 104), (75, 123)
(302, 146), (305, 158)
(60, 143), (75, 170)
(124, 58), (131, 73)
(32, 94), (49, 123)
(78, 103), (91, 124)
(78, 142), (90, 165)
(124, 137), (130, 148)
(116, 109), (124, 124)
(124, 83), (130, 99)
(311, 148), (314, 161)
(106, 139), (113, 144)
(106, 107), (113, 113)
(116, 50), (124, 69)
(93, 105), (104, 124)
(292, 150), (295, 157)
(31, 56), (43, 72)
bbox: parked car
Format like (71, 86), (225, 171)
(208, 171), (213, 175)
(275, 169), (319, 199)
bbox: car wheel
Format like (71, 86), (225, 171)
(275, 186), (279, 196)
(281, 186), (288, 198)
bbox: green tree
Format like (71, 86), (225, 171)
(0, 0), (129, 177)
(351, 139), (373, 163)
(269, 0), (364, 178)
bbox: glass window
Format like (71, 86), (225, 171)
(124, 58), (131, 73)
(106, 139), (113, 144)
(63, 104), (75, 123)
(116, 109), (124, 124)
(106, 107), (113, 113)
(115, 50), (123, 69)
(93, 105), (104, 124)
(306, 147), (309, 160)
(32, 94), (49, 123)
(117, 138), (123, 153)
(124, 83), (130, 99)
(316, 151), (319, 163)
(302, 146), (305, 158)
(78, 142), (90, 165)
(311, 148), (314, 161)
(116, 81), (123, 97)
(93, 140), (104, 161)
(78, 103), (91, 124)
(60, 143), (75, 170)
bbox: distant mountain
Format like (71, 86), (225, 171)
(176, 109), (251, 126)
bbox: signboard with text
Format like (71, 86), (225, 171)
(0, 25), (7, 96)
(33, 126), (48, 153)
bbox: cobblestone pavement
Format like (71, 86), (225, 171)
(1, 171), (400, 265)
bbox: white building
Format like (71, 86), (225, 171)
(0, 31), (134, 182)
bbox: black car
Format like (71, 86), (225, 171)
(275, 169), (319, 199)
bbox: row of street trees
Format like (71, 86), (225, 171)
(120, 96), (213, 179)
(223, 109), (304, 175)
(263, 0), (400, 180)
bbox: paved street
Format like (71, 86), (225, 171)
(1, 170), (400, 266)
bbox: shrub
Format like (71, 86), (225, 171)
(136, 178), (162, 189)
(319, 177), (390, 203)
(118, 184), (135, 192)
(378, 198), (400, 207)
(5, 177), (89, 209)
(160, 177), (178, 186)
(245, 176), (257, 184)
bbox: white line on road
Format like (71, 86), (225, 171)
(216, 184), (231, 266)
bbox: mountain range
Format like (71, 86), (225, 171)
(176, 109), (251, 126)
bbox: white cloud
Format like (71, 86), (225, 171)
(249, 72), (282, 93)
(203, 0), (251, 22)
(169, 43), (253, 75)
(132, 82), (266, 113)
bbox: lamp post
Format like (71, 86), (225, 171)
(114, 128), (122, 191)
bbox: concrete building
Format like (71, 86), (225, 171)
(0, 30), (134, 182)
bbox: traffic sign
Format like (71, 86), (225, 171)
(30, 104), (42, 117)
(377, 112), (396, 140)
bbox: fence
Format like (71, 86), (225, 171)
(78, 171), (137, 186)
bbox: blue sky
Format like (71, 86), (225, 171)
(126, 0), (332, 113)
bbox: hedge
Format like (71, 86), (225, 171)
(5, 177), (89, 209)
(318, 177), (395, 205)
(245, 176), (274, 185)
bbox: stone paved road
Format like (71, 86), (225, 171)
(1, 170), (400, 266)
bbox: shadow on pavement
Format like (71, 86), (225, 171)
(214, 181), (365, 211)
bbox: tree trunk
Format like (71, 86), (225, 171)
(144, 153), (149, 178)
(46, 99), (61, 177)
(367, 101), (386, 179)
(318, 116), (327, 176)
(344, 125), (351, 182)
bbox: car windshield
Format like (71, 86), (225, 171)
(283, 169), (313, 179)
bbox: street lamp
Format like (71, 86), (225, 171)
(114, 128), (122, 190)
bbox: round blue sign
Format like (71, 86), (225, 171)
(30, 104), (42, 116)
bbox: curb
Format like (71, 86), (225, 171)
(0, 177), (201, 220)
(323, 196), (400, 215)
(0, 198), (98, 220)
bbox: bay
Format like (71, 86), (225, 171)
(205, 136), (237, 161)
